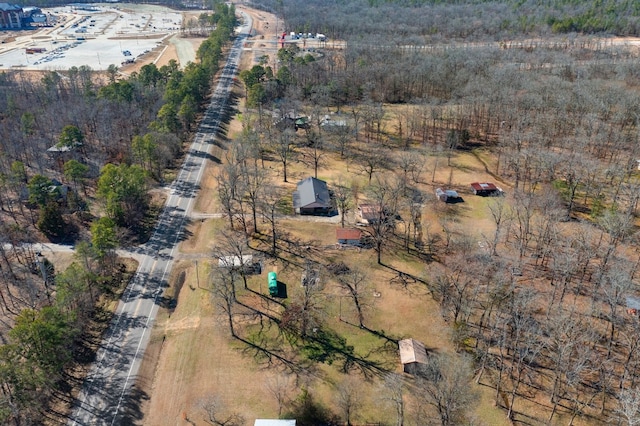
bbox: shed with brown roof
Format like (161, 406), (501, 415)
(399, 338), (428, 374)
(336, 228), (362, 245)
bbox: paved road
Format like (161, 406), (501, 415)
(68, 14), (251, 426)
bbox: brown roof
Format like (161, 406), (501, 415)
(399, 338), (428, 365)
(470, 182), (498, 191)
(336, 228), (362, 241)
(358, 203), (382, 221)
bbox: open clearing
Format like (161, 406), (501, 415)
(0, 4), (198, 72)
(135, 8), (516, 426)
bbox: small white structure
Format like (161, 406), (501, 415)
(435, 188), (462, 203)
(254, 420), (296, 426)
(218, 255), (253, 268)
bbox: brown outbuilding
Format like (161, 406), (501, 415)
(336, 228), (362, 246)
(399, 338), (428, 374)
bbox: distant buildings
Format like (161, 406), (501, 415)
(0, 4), (51, 29)
(0, 3), (24, 29)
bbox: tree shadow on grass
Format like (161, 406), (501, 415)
(339, 318), (400, 346)
(380, 261), (428, 288)
(246, 286), (286, 306)
(236, 334), (314, 379)
(301, 328), (387, 380)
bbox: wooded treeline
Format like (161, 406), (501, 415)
(252, 0), (640, 41)
(0, 3), (236, 424)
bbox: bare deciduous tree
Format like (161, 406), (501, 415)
(337, 267), (371, 328)
(617, 388), (640, 426)
(335, 377), (363, 426)
(212, 230), (254, 289)
(210, 266), (238, 338)
(332, 179), (352, 228)
(379, 372), (405, 426)
(363, 176), (401, 264)
(273, 129), (296, 182)
(265, 375), (293, 417)
(415, 353), (478, 426)
(199, 395), (245, 426)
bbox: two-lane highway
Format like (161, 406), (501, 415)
(69, 13), (252, 426)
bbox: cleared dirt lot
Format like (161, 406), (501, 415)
(0, 4), (202, 72)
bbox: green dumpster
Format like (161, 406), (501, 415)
(268, 271), (278, 296)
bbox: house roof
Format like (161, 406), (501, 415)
(336, 228), (362, 241)
(436, 188), (459, 198)
(0, 3), (21, 11)
(293, 177), (331, 209)
(358, 203), (382, 221)
(627, 297), (640, 310)
(399, 338), (428, 365)
(254, 421), (296, 426)
(471, 182), (498, 191)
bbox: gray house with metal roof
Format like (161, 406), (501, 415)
(292, 177), (333, 215)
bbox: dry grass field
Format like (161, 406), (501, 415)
(133, 5), (611, 426)
(139, 116), (517, 426)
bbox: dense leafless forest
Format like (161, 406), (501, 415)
(0, 5), (236, 423)
(254, 0), (640, 40)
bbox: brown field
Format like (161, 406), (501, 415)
(134, 5), (610, 426)
(140, 117), (514, 426)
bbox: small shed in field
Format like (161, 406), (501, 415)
(218, 255), (261, 274)
(218, 255), (253, 268)
(470, 182), (502, 196)
(435, 188), (462, 203)
(336, 228), (362, 246)
(399, 338), (428, 374)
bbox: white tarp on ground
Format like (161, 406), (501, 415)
(218, 255), (254, 268)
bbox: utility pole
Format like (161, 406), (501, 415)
(36, 252), (51, 303)
(195, 259), (200, 288)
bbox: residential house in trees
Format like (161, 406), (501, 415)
(356, 203), (383, 225)
(274, 112), (310, 132)
(254, 420), (296, 426)
(399, 338), (428, 374)
(293, 177), (333, 215)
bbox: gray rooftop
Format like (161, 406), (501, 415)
(293, 177), (331, 209)
(627, 297), (640, 310)
(0, 3), (21, 11)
